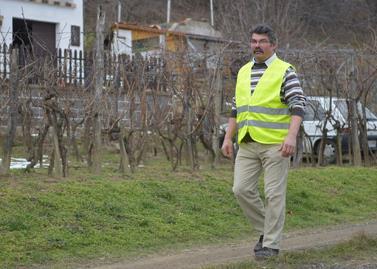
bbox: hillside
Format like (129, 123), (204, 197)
(83, 0), (377, 47)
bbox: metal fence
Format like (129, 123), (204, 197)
(56, 48), (85, 86)
(0, 44), (85, 86)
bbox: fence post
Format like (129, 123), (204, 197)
(64, 49), (68, 84)
(79, 50), (83, 86)
(73, 50), (78, 86)
(57, 48), (62, 83)
(68, 49), (72, 85)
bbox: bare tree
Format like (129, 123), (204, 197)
(216, 0), (306, 47)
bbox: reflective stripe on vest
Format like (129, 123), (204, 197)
(235, 57), (292, 144)
(237, 105), (290, 115)
(238, 120), (290, 130)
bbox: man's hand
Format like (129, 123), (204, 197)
(279, 135), (296, 157)
(221, 138), (234, 159)
(221, 118), (237, 159)
(280, 115), (302, 157)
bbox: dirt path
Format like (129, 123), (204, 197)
(88, 221), (377, 269)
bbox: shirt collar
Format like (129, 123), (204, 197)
(252, 53), (277, 67)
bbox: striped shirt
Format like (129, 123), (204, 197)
(231, 53), (306, 118)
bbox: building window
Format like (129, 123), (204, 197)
(71, 25), (80, 46)
(132, 37), (159, 53)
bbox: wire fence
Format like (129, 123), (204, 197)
(0, 43), (208, 88)
(1, 40), (377, 170)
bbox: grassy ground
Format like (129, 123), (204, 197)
(0, 149), (377, 268)
(205, 234), (377, 269)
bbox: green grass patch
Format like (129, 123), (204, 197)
(0, 158), (376, 268)
(286, 167), (377, 228)
(205, 234), (377, 269)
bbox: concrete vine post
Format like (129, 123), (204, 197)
(211, 58), (223, 167)
(91, 6), (105, 173)
(0, 48), (19, 175)
(348, 54), (362, 166)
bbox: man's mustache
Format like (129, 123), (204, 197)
(254, 48), (264, 53)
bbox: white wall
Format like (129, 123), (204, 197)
(111, 28), (132, 56)
(0, 0), (83, 51)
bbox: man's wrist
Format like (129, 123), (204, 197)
(286, 133), (298, 139)
(224, 136), (233, 142)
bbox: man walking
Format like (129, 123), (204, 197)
(221, 24), (306, 259)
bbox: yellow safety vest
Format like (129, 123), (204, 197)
(235, 57), (292, 144)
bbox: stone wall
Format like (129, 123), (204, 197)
(0, 85), (172, 135)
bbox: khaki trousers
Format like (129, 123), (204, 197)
(233, 142), (289, 249)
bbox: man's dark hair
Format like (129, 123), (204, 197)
(250, 24), (277, 45)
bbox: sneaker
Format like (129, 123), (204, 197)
(253, 235), (264, 253)
(255, 247), (279, 259)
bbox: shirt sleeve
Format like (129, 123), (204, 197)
(281, 67), (306, 118)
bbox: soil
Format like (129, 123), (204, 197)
(82, 221), (377, 269)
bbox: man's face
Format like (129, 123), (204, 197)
(250, 33), (276, 62)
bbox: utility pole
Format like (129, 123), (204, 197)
(167, 0), (171, 23)
(210, 0), (214, 26)
(117, 0), (121, 22)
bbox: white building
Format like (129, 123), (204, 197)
(0, 0), (84, 52)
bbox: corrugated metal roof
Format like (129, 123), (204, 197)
(160, 18), (223, 38)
